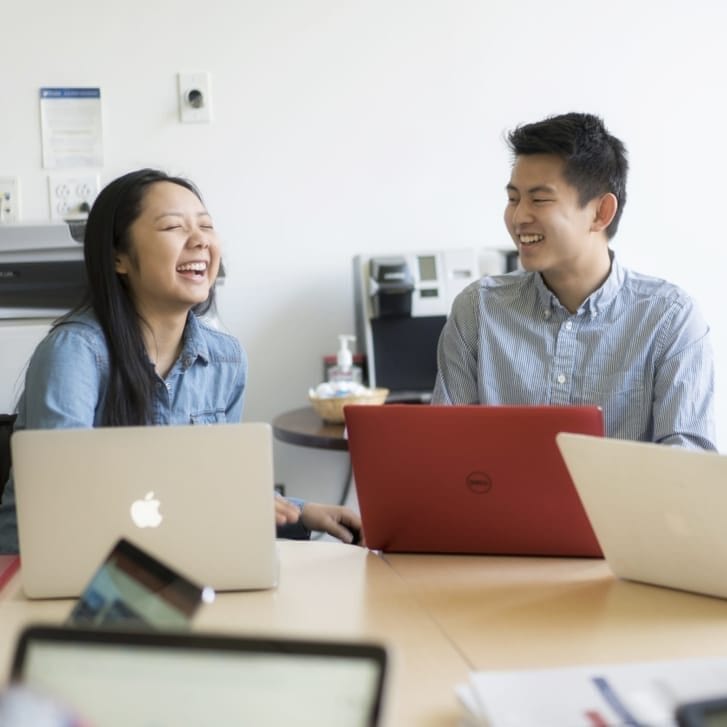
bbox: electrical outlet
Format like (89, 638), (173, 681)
(178, 72), (213, 123)
(48, 173), (100, 221)
(0, 176), (20, 223)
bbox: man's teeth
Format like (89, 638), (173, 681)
(177, 262), (207, 272)
(519, 234), (544, 245)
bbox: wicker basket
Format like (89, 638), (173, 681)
(309, 388), (389, 423)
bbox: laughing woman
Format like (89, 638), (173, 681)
(0, 168), (361, 552)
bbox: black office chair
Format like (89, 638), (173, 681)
(0, 414), (16, 500)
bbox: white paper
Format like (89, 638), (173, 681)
(40, 87), (103, 169)
(458, 656), (727, 726)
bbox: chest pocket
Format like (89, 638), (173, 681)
(189, 409), (227, 424)
(578, 371), (645, 439)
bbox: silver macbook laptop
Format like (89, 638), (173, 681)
(556, 433), (727, 599)
(12, 423), (278, 598)
(10, 625), (388, 727)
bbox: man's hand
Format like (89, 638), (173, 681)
(300, 504), (363, 545)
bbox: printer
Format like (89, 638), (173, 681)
(0, 221), (87, 320)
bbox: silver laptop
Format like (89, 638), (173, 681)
(11, 625), (388, 727)
(556, 433), (727, 599)
(12, 423), (279, 598)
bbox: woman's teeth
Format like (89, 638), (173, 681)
(519, 234), (544, 245)
(177, 262), (207, 272)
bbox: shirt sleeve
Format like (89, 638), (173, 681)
(274, 495), (310, 540)
(21, 325), (103, 429)
(651, 298), (716, 450)
(432, 287), (481, 405)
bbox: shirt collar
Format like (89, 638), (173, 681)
(180, 312), (211, 368)
(534, 249), (624, 318)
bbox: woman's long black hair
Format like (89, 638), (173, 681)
(65, 168), (216, 426)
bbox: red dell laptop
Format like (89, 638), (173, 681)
(344, 405), (604, 557)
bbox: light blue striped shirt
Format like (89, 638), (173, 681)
(432, 253), (716, 450)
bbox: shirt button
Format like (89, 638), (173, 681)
(166, 382), (172, 391)
(557, 374), (566, 384)
(544, 310), (551, 319)
(565, 321), (573, 330)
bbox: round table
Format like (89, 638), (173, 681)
(271, 407), (350, 509)
(272, 407), (348, 451)
(271, 394), (429, 451)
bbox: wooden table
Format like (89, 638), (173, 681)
(272, 407), (353, 506)
(270, 395), (429, 451)
(7, 545), (727, 725)
(272, 407), (347, 451)
(383, 553), (727, 670)
(0, 542), (468, 727)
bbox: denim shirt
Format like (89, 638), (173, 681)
(15, 308), (246, 429)
(0, 309), (307, 552)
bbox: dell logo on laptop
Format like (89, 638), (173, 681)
(466, 472), (492, 494)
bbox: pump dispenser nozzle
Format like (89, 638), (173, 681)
(310, 333), (367, 399)
(325, 333), (362, 393)
(336, 334), (355, 372)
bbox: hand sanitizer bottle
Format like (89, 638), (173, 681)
(328, 334), (362, 395)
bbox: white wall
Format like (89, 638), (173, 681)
(3, 1), (726, 502)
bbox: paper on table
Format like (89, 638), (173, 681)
(457, 656), (727, 726)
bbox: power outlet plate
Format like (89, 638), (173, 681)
(0, 176), (20, 223)
(48, 173), (100, 221)
(178, 71), (213, 123)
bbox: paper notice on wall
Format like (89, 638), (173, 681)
(40, 87), (103, 169)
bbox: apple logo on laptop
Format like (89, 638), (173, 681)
(130, 491), (163, 528)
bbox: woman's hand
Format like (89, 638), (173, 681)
(300, 503), (364, 545)
(274, 494), (302, 526)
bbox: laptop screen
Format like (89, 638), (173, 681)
(12, 627), (387, 726)
(67, 538), (212, 630)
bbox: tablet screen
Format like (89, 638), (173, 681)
(67, 538), (212, 629)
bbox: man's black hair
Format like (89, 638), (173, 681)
(507, 112), (628, 239)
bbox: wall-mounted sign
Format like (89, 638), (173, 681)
(40, 87), (103, 169)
